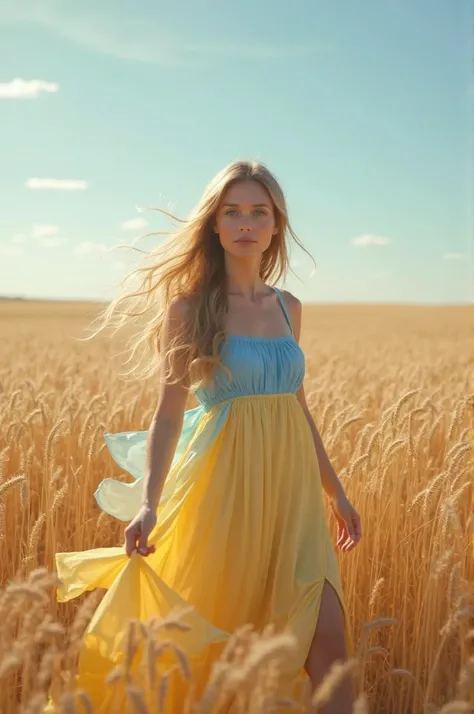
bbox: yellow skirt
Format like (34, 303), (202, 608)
(48, 394), (351, 712)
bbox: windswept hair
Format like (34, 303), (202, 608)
(78, 159), (315, 390)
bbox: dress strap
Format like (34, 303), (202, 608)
(273, 287), (294, 336)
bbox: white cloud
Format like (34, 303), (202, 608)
(0, 78), (59, 99)
(31, 224), (60, 238)
(72, 241), (108, 256)
(120, 218), (148, 231)
(442, 252), (465, 260)
(6, 225), (68, 249)
(25, 178), (88, 191)
(37, 236), (68, 248)
(351, 234), (392, 247)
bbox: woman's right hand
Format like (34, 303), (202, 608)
(124, 505), (157, 557)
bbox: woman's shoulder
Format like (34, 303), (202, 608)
(167, 294), (193, 315)
(163, 295), (196, 336)
(279, 289), (302, 317)
(279, 289), (301, 308)
(278, 289), (302, 339)
(166, 294), (199, 320)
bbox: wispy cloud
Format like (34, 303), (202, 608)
(38, 236), (68, 247)
(0, 78), (59, 99)
(31, 224), (60, 238)
(5, 224), (68, 249)
(351, 234), (392, 247)
(120, 218), (148, 231)
(442, 252), (465, 261)
(25, 178), (88, 191)
(31, 224), (68, 247)
(72, 241), (108, 256)
(0, 3), (328, 67)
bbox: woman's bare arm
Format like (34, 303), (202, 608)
(141, 297), (191, 511)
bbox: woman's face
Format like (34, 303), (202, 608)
(213, 180), (278, 259)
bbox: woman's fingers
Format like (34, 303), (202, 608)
(137, 531), (149, 555)
(336, 519), (349, 548)
(124, 524), (156, 557)
(341, 513), (362, 551)
(124, 523), (140, 556)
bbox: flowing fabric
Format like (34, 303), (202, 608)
(46, 288), (351, 712)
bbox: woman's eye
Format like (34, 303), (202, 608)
(224, 209), (265, 216)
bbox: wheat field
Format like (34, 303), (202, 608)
(0, 299), (473, 714)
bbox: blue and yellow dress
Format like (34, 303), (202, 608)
(50, 288), (350, 711)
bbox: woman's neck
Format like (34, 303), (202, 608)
(224, 255), (269, 300)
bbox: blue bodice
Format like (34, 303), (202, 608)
(195, 335), (305, 411)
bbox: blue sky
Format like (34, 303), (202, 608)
(0, 0), (472, 305)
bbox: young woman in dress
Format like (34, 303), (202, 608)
(51, 159), (362, 713)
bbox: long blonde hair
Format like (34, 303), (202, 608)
(80, 159), (315, 389)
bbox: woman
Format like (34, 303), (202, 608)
(51, 160), (362, 713)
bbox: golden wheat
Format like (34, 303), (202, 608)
(0, 300), (473, 713)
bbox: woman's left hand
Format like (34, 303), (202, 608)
(330, 492), (362, 552)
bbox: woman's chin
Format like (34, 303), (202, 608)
(229, 241), (263, 254)
(227, 247), (262, 262)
